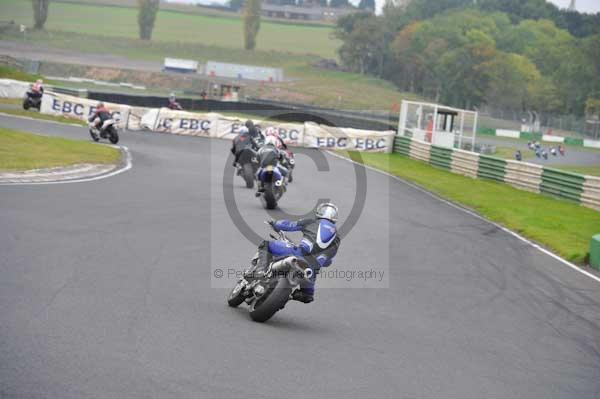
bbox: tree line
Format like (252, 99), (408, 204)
(335, 0), (600, 118)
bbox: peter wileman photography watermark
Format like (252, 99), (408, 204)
(214, 267), (386, 284)
(209, 110), (391, 289)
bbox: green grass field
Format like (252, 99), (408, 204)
(557, 165), (600, 177)
(0, 128), (120, 171)
(346, 151), (600, 264)
(0, 0), (339, 58)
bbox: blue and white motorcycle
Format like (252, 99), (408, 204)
(227, 222), (314, 322)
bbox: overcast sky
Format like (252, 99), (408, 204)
(169, 0), (600, 13)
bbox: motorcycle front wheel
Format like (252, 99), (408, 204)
(227, 280), (246, 308)
(89, 129), (100, 142)
(108, 127), (119, 144)
(22, 99), (30, 110)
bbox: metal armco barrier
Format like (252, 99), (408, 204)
(540, 168), (585, 203)
(87, 92), (396, 131)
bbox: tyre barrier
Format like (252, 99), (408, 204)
(392, 136), (599, 212)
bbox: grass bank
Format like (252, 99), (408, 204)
(0, 0), (338, 58)
(0, 107), (87, 126)
(0, 128), (120, 171)
(346, 151), (600, 264)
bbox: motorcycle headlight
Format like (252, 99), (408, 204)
(289, 159), (295, 165)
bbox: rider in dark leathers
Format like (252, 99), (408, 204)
(88, 102), (113, 133)
(253, 203), (341, 303)
(231, 126), (260, 166)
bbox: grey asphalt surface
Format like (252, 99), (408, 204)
(1, 114), (600, 399)
(477, 136), (600, 166)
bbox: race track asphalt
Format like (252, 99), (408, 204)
(1, 115), (599, 399)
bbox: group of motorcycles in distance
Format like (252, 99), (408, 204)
(232, 120), (295, 210)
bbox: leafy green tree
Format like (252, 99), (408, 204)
(32, 0), (50, 30)
(487, 52), (541, 112)
(137, 0), (160, 40)
(358, 0), (375, 11)
(336, 15), (385, 75)
(330, 0), (350, 8)
(243, 0), (261, 50)
(586, 99), (600, 118)
(229, 0), (244, 11)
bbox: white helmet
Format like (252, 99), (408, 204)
(239, 126), (249, 135)
(316, 202), (338, 222)
(264, 135), (279, 147)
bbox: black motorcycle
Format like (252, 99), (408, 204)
(90, 119), (119, 144)
(227, 223), (314, 322)
(236, 147), (259, 189)
(22, 92), (42, 111)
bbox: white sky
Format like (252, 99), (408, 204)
(169, 0), (600, 13)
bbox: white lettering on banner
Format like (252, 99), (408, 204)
(304, 122), (395, 153)
(41, 93), (130, 129)
(153, 108), (216, 136)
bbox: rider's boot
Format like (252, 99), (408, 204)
(255, 181), (264, 197)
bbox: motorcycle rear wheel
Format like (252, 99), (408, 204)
(242, 163), (254, 189)
(108, 127), (119, 144)
(249, 278), (292, 322)
(262, 183), (277, 210)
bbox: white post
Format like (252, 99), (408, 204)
(432, 105), (438, 145)
(458, 111), (465, 150)
(472, 111), (478, 149)
(398, 100), (408, 137)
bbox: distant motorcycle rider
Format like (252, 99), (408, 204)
(245, 120), (263, 140)
(251, 203), (341, 303)
(27, 79), (44, 101)
(231, 126), (260, 166)
(264, 126), (287, 150)
(255, 135), (288, 196)
(167, 93), (183, 110)
(88, 102), (113, 134)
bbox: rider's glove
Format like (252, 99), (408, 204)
(268, 219), (279, 231)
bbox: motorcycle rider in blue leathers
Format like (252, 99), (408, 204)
(253, 203), (341, 303)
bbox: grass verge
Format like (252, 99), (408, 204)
(557, 165), (600, 177)
(0, 108), (87, 126)
(0, 128), (120, 171)
(345, 151), (600, 264)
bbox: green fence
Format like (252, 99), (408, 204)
(477, 128), (496, 136)
(540, 168), (585, 203)
(429, 145), (453, 170)
(564, 137), (584, 146)
(394, 136), (411, 156)
(519, 132), (543, 141)
(477, 155), (507, 182)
